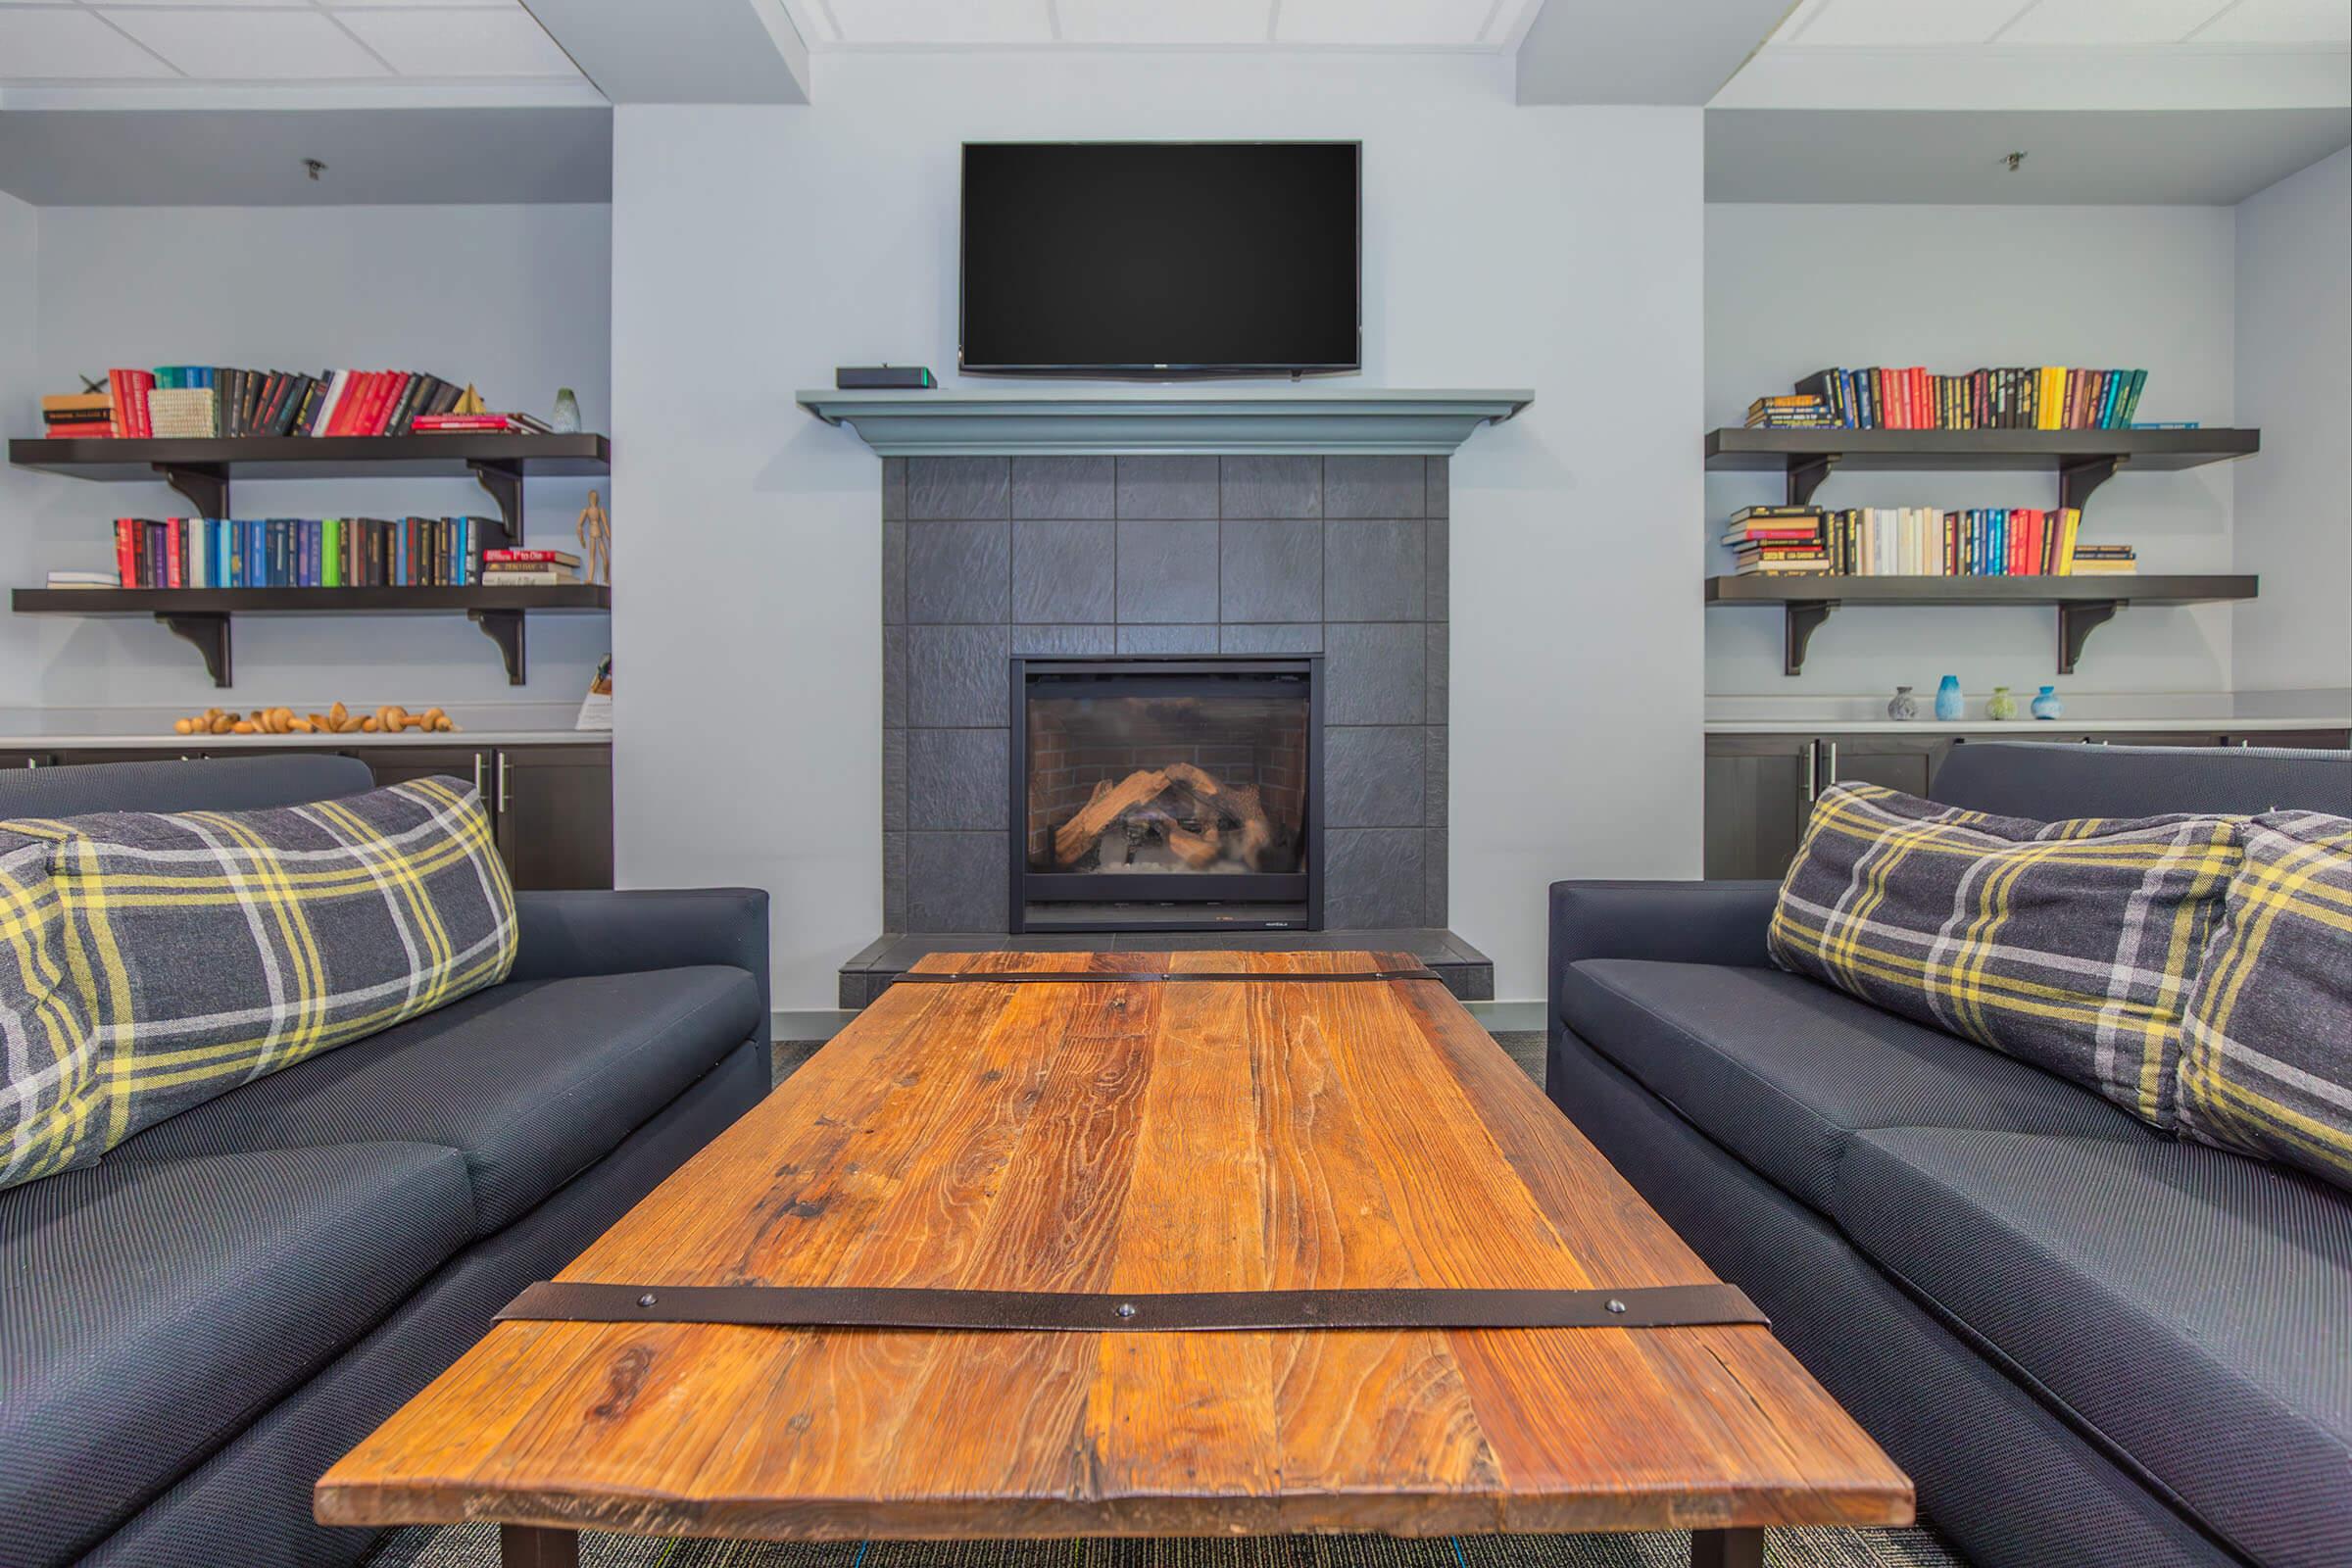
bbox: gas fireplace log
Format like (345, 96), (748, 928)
(1132, 807), (1223, 868)
(1053, 768), (1172, 865)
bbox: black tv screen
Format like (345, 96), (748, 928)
(960, 142), (1360, 377)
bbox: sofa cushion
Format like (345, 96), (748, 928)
(1, 776), (515, 1159)
(114, 966), (762, 1235)
(0, 828), (102, 1190)
(2179, 809), (2352, 1190)
(1769, 781), (2239, 1128)
(0, 1142), (472, 1566)
(1838, 1127), (2352, 1568)
(1559, 959), (2147, 1212)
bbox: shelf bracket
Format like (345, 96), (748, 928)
(1784, 600), (1838, 677)
(469, 608), (526, 686)
(2057, 600), (2123, 676)
(152, 463), (229, 519)
(466, 460), (524, 545)
(2059, 454), (2126, 513)
(1787, 454), (1839, 508)
(156, 612), (232, 687)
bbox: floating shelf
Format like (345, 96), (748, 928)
(10, 585), (612, 689)
(1704, 574), (2259, 676)
(7, 434), (611, 537)
(797, 389), (1533, 457)
(1705, 427), (2261, 509)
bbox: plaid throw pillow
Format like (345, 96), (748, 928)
(0, 829), (103, 1190)
(1, 777), (514, 1157)
(1770, 782), (2240, 1128)
(2179, 810), (2352, 1190)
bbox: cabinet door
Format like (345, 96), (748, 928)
(1820, 735), (1942, 800)
(359, 747), (492, 798)
(1704, 736), (1816, 881)
(0, 752), (55, 770)
(2219, 730), (2349, 750)
(492, 748), (613, 891)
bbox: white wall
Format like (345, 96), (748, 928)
(2232, 147), (2352, 704)
(1705, 203), (2239, 703)
(5, 203), (612, 711)
(611, 55), (1705, 1008)
(0, 193), (39, 672)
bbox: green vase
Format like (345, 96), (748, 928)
(1987, 685), (2020, 721)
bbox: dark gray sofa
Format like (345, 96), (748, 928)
(1548, 742), (2352, 1568)
(0, 756), (772, 1568)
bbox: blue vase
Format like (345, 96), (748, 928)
(2032, 685), (2064, 720)
(1934, 675), (1963, 722)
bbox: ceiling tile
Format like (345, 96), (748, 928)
(87, 0), (310, 9)
(823, 0), (1052, 45)
(0, 8), (174, 76)
(316, 1), (520, 7)
(1996, 0), (2236, 44)
(332, 7), (579, 75)
(1791, 0), (2038, 46)
(2192, 0), (2352, 43)
(1275, 0), (1493, 46)
(98, 8), (392, 75)
(1054, 0), (1269, 45)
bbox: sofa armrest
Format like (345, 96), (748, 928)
(510, 889), (771, 1043)
(1547, 879), (1780, 1030)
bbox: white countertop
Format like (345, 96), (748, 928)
(0, 703), (608, 750)
(1705, 715), (2346, 735)
(1, 729), (608, 749)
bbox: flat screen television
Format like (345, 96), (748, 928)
(960, 141), (1361, 378)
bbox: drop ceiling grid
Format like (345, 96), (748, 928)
(0, 0), (587, 87)
(1770, 0), (2348, 48)
(779, 0), (1545, 51)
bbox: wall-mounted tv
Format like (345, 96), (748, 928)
(960, 141), (1361, 379)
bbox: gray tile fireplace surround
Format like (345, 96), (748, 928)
(847, 451), (1491, 1006)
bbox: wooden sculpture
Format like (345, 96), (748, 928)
(576, 490), (612, 585)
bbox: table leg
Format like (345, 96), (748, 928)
(1690, 1528), (1764, 1568)
(501, 1525), (579, 1568)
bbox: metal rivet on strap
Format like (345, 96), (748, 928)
(639, 1294), (659, 1308)
(1114, 1302), (1137, 1319)
(1606, 1298), (1628, 1314)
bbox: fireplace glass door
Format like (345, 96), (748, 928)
(1012, 658), (1321, 932)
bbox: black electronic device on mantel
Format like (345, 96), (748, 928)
(960, 142), (1361, 379)
(835, 366), (938, 390)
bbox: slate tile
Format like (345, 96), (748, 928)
(1116, 518), (1219, 622)
(1427, 622), (1448, 724)
(1012, 624), (1115, 657)
(1116, 456), (1219, 519)
(1326, 456), (1426, 519)
(907, 624), (1010, 727)
(907, 457), (1010, 519)
(1423, 827), (1448, 926)
(1425, 725), (1448, 828)
(883, 830), (906, 931)
(1219, 518), (1322, 623)
(1426, 515), (1448, 621)
(1426, 456), (1448, 518)
(883, 725), (906, 832)
(908, 727), (1009, 831)
(881, 457), (907, 522)
(1013, 456), (1116, 519)
(1219, 623), (1322, 655)
(906, 832), (1004, 933)
(906, 519), (1010, 623)
(1117, 624), (1218, 655)
(882, 515), (906, 625)
(1325, 519), (1424, 621)
(1324, 622), (1425, 725)
(1219, 456), (1321, 518)
(1325, 726), (1426, 828)
(1323, 828), (1425, 930)
(1012, 519), (1115, 623)
(883, 626), (906, 728)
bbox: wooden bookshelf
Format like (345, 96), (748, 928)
(1704, 427), (2261, 509)
(7, 433), (611, 534)
(11, 585), (612, 689)
(1704, 573), (2259, 676)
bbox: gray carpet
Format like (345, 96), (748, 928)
(367, 1028), (1966, 1568)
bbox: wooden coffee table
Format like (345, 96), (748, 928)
(318, 952), (1910, 1568)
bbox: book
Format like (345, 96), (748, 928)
(483, 549), (581, 566)
(1766, 366), (2152, 431)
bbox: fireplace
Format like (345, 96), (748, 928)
(1009, 657), (1323, 933)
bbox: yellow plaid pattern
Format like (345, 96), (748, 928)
(0, 776), (514, 1163)
(0, 831), (103, 1189)
(2180, 810), (2352, 1189)
(1770, 782), (2240, 1128)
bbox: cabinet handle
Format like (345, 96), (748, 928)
(1824, 741), (1838, 784)
(496, 752), (511, 815)
(1802, 741), (1818, 803)
(472, 753), (486, 799)
(24, 758), (36, 769)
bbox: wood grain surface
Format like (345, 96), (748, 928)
(317, 951), (1911, 1543)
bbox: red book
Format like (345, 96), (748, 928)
(114, 518), (135, 586)
(166, 518), (183, 588)
(127, 370), (155, 438)
(482, 549), (578, 563)
(343, 371), (383, 436)
(1911, 367), (1929, 429)
(330, 371), (372, 437)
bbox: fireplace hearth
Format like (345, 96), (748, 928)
(1012, 657), (1321, 932)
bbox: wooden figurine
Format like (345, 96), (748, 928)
(577, 490), (612, 585)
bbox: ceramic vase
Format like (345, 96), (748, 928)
(2032, 685), (2064, 720)
(1987, 685), (2020, 721)
(551, 388), (582, 434)
(1934, 675), (1964, 722)
(1886, 686), (1919, 721)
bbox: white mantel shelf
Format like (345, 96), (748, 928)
(795, 388), (1534, 457)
